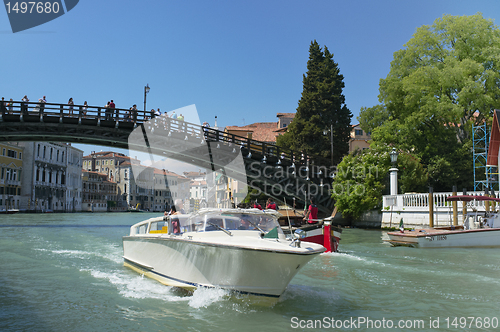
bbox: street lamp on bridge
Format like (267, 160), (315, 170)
(323, 124), (333, 166)
(143, 84), (150, 115)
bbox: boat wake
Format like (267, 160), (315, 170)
(83, 267), (233, 308)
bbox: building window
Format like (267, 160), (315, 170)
(355, 129), (363, 136)
(282, 123), (287, 128)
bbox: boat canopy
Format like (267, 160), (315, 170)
(130, 208), (285, 238)
(189, 209), (284, 236)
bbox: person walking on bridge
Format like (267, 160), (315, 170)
(109, 100), (116, 119)
(68, 98), (74, 116)
(21, 95), (29, 115)
(39, 96), (46, 114)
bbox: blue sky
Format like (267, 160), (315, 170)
(2, 0), (500, 158)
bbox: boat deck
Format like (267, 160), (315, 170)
(388, 226), (465, 238)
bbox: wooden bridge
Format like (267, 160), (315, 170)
(0, 100), (335, 214)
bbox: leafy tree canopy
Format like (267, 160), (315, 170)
(332, 146), (428, 219)
(277, 40), (352, 165)
(358, 13), (500, 191)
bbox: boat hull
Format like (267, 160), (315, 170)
(123, 235), (323, 297)
(301, 226), (341, 252)
(387, 228), (500, 248)
(0, 209), (19, 214)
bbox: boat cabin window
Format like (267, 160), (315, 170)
(132, 223), (148, 235)
(149, 220), (169, 234)
(191, 212), (283, 235)
(164, 215), (193, 235)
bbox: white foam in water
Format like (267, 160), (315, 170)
(188, 287), (230, 308)
(82, 268), (187, 302)
(83, 267), (231, 308)
(322, 251), (385, 266)
(52, 249), (93, 258)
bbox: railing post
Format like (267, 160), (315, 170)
(429, 187), (434, 228)
(59, 105), (64, 123)
(462, 188), (467, 224)
(452, 185), (458, 226)
(39, 103), (44, 122)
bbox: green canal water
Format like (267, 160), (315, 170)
(1, 213), (499, 331)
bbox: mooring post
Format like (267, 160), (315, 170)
(485, 188), (490, 213)
(429, 187), (434, 228)
(452, 185), (458, 226)
(462, 188), (467, 225)
(323, 219), (332, 252)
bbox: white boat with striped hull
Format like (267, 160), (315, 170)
(387, 195), (500, 248)
(123, 208), (325, 300)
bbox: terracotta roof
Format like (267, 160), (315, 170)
(276, 113), (296, 118)
(226, 122), (280, 143)
(183, 171), (206, 177)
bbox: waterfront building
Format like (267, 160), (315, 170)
(0, 142), (24, 211)
(151, 169), (191, 212)
(184, 170), (208, 210)
(82, 151), (132, 182)
(83, 151), (141, 210)
(349, 124), (371, 152)
(21, 142), (80, 212)
(65, 144), (83, 212)
(81, 171), (117, 212)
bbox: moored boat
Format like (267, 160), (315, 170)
(278, 209), (342, 252)
(0, 209), (20, 214)
(122, 208), (326, 300)
(387, 195), (500, 248)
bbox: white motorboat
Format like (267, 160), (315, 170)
(122, 208), (325, 299)
(387, 195), (500, 248)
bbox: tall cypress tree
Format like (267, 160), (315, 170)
(277, 40), (352, 165)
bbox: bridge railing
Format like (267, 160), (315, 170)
(0, 100), (153, 125)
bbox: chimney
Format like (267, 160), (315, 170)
(214, 115), (218, 128)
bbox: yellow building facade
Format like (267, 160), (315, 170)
(0, 142), (23, 211)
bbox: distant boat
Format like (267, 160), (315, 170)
(387, 195), (500, 248)
(127, 203), (144, 212)
(127, 207), (145, 212)
(0, 209), (20, 214)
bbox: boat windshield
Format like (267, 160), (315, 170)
(190, 210), (284, 236)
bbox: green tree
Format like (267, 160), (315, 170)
(332, 147), (428, 219)
(359, 13), (500, 191)
(277, 40), (352, 165)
